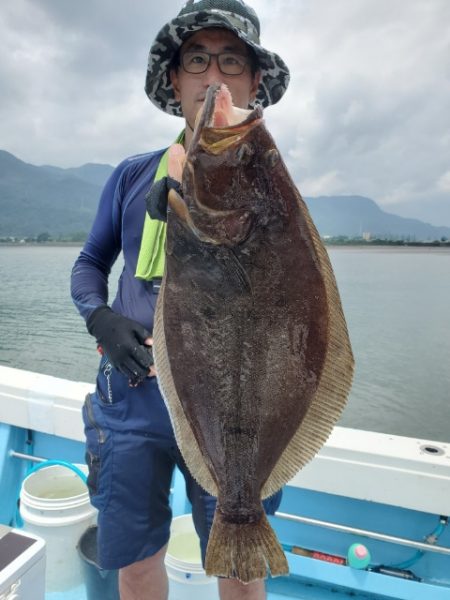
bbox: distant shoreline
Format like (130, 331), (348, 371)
(0, 241), (84, 247)
(326, 244), (450, 253)
(1, 240), (449, 252)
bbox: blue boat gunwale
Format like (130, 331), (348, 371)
(1, 365), (450, 599)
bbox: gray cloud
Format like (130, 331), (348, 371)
(264, 0), (450, 225)
(0, 0), (449, 225)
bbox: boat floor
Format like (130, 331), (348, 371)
(45, 578), (392, 600)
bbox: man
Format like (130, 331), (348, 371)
(71, 1), (290, 598)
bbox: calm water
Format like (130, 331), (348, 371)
(0, 245), (449, 442)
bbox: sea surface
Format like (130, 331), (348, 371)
(0, 245), (449, 442)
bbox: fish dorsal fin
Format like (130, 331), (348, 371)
(153, 278), (218, 496)
(261, 195), (354, 497)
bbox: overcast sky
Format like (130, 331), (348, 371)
(1, 0), (449, 225)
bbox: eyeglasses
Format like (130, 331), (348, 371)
(181, 51), (249, 76)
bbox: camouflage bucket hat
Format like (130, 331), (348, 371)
(145, 0), (290, 116)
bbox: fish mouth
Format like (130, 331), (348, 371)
(173, 83), (260, 247)
(191, 84), (263, 155)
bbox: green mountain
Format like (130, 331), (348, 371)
(0, 150), (114, 238)
(305, 195), (450, 241)
(41, 163), (115, 187)
(1, 149), (449, 241)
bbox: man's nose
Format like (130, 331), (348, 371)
(202, 56), (225, 85)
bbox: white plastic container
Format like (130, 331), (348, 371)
(165, 514), (219, 600)
(20, 464), (97, 592)
(0, 524), (46, 600)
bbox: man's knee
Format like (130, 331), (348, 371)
(119, 545), (169, 600)
(120, 544), (167, 577)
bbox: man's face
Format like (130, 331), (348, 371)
(170, 28), (260, 130)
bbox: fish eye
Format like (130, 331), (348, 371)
(265, 148), (279, 168)
(236, 143), (254, 164)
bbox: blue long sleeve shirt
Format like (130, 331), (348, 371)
(71, 149), (165, 333)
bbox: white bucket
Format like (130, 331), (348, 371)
(165, 514), (219, 600)
(20, 464), (97, 592)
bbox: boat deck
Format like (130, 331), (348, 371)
(1, 366), (450, 600)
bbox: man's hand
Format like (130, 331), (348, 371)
(146, 143), (186, 221)
(87, 306), (155, 386)
(168, 143), (186, 181)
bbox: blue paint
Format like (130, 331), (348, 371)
(1, 424), (449, 599)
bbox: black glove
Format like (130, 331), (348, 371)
(86, 306), (153, 385)
(146, 176), (182, 222)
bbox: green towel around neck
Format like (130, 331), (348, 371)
(135, 132), (184, 281)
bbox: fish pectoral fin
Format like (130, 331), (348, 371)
(168, 188), (189, 223)
(168, 189), (220, 245)
(168, 189), (252, 247)
(190, 208), (253, 247)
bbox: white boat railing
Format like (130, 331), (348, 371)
(1, 365), (450, 517)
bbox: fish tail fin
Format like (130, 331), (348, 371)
(205, 511), (288, 583)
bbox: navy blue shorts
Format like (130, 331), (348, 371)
(82, 356), (282, 570)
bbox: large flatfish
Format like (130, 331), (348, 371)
(153, 83), (354, 583)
